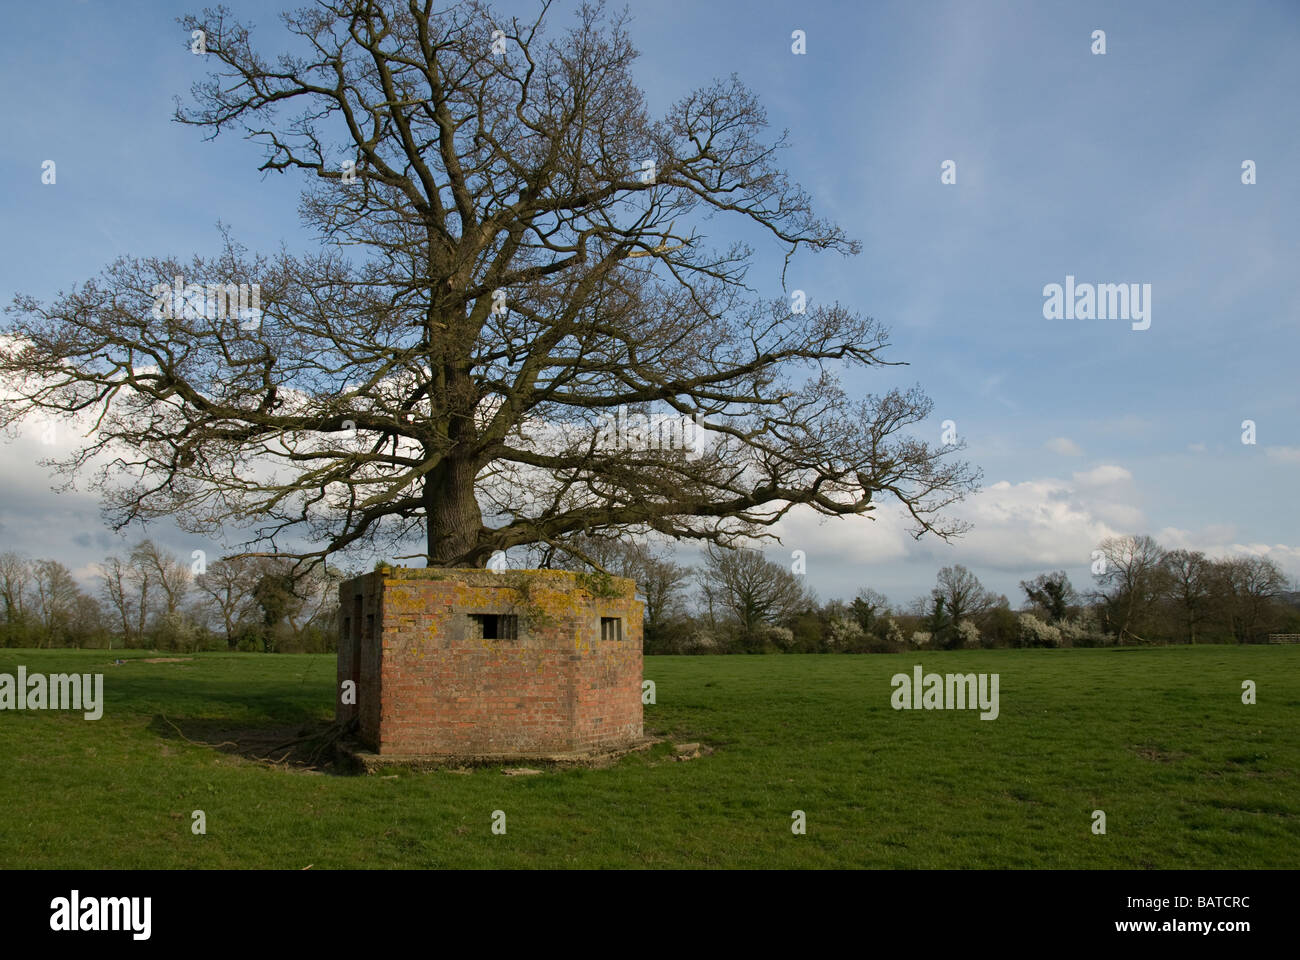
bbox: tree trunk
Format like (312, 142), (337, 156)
(424, 455), (484, 566)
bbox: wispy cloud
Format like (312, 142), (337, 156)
(1045, 437), (1083, 456)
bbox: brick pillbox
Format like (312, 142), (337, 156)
(336, 567), (645, 764)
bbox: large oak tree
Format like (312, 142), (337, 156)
(1, 0), (976, 570)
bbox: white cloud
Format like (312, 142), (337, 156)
(1157, 524), (1238, 551)
(1155, 525), (1300, 578)
(73, 562), (106, 582)
(707, 457), (1300, 603)
(1072, 464), (1133, 487)
(1227, 543), (1300, 570)
(703, 464), (1147, 581)
(1265, 446), (1300, 464)
(770, 503), (913, 566)
(1045, 436), (1083, 456)
(946, 478), (1126, 571)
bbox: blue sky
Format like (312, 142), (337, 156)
(1, 0), (1297, 608)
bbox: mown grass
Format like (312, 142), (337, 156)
(1, 646), (1296, 868)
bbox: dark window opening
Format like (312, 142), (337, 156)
(601, 617), (623, 642)
(470, 613), (518, 640)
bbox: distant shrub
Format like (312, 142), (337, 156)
(151, 611), (198, 653)
(982, 606), (1021, 648)
(858, 617), (905, 653)
(825, 616), (865, 651)
(1057, 611), (1107, 647)
(883, 618), (906, 649)
(683, 628), (722, 655)
(755, 624), (795, 651)
(954, 619), (981, 649)
(1018, 613), (1061, 648)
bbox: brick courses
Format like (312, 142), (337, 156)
(336, 568), (643, 758)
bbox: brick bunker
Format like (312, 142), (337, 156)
(336, 567), (644, 760)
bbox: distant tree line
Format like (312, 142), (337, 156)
(0, 542), (342, 652)
(554, 533), (1300, 654)
(1, 533), (1295, 654)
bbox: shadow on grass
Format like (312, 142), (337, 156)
(148, 714), (358, 775)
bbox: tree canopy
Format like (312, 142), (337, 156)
(1, 0), (976, 570)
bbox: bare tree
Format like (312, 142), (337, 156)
(1161, 549), (1211, 643)
(1019, 570), (1078, 624)
(931, 564), (1001, 648)
(699, 546), (811, 647)
(0, 552), (33, 646)
(32, 560), (83, 647)
(194, 557), (258, 648)
(1215, 555), (1287, 643)
(99, 542), (183, 646)
(635, 554), (692, 645)
(126, 542), (156, 642)
(134, 540), (192, 619)
(0, 552), (31, 625)
(1092, 534), (1167, 643)
(850, 587), (890, 632)
(904, 594), (932, 618)
(98, 554), (136, 648)
(68, 593), (109, 649)
(284, 562), (344, 641)
(0, 0), (975, 574)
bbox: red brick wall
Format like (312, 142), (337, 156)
(337, 568), (643, 757)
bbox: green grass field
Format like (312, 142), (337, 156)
(1, 646), (1296, 869)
